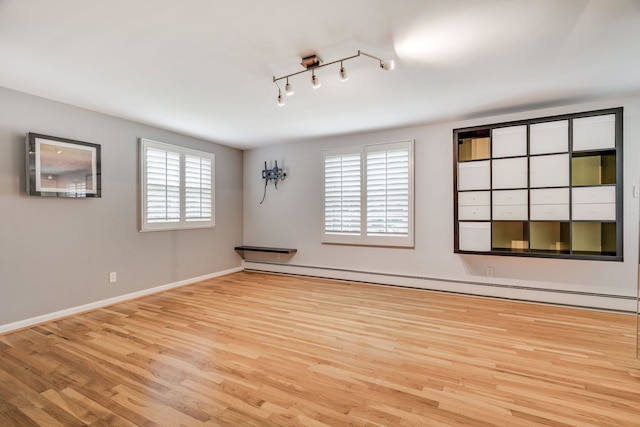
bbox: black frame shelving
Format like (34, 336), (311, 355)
(453, 107), (623, 261)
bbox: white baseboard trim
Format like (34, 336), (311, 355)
(243, 261), (637, 313)
(0, 266), (243, 335)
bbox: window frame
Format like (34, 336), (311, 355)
(140, 138), (215, 232)
(322, 139), (414, 247)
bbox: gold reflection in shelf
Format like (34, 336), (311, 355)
(492, 221), (528, 250)
(530, 222), (570, 252)
(572, 153), (616, 186)
(459, 137), (490, 161)
(572, 222), (616, 254)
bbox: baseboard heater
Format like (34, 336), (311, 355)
(243, 260), (636, 313)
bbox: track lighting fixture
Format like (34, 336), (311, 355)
(272, 50), (394, 106)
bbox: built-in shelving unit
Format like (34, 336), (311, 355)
(454, 108), (623, 261)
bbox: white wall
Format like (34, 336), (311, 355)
(0, 87), (244, 328)
(243, 96), (640, 311)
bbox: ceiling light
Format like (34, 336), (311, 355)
(285, 78), (294, 95)
(311, 70), (321, 89)
(339, 62), (349, 82)
(272, 50), (394, 105)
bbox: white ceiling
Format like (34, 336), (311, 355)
(1, 0), (639, 150)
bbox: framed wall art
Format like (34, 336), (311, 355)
(26, 133), (101, 198)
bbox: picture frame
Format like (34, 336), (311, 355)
(26, 133), (101, 198)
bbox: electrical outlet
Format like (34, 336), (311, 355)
(485, 267), (494, 277)
(109, 272), (117, 283)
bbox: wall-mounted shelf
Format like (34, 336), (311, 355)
(234, 246), (297, 260)
(453, 107), (623, 261)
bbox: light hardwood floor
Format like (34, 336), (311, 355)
(0, 271), (638, 426)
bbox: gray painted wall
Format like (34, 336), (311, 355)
(0, 86), (243, 325)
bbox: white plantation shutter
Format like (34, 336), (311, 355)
(322, 140), (413, 247)
(146, 146), (181, 224)
(324, 151), (361, 234)
(366, 145), (410, 236)
(141, 139), (214, 231)
(184, 153), (213, 223)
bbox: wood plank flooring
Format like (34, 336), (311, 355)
(0, 271), (638, 426)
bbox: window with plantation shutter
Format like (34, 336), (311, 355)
(322, 140), (413, 247)
(140, 139), (214, 231)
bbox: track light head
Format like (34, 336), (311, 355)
(285, 80), (294, 96)
(277, 90), (285, 106)
(339, 62), (349, 82)
(311, 71), (321, 89)
(381, 59), (395, 71)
